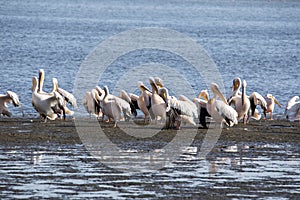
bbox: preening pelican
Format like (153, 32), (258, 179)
(0, 91), (22, 117)
(149, 77), (166, 124)
(193, 90), (211, 128)
(207, 83), (238, 128)
(38, 69), (77, 118)
(31, 76), (65, 121)
(264, 94), (282, 120)
(284, 96), (299, 118)
(160, 87), (198, 129)
(101, 86), (131, 128)
(137, 81), (152, 122)
(285, 96), (300, 123)
(119, 90), (137, 119)
(248, 92), (267, 120)
(228, 80), (250, 124)
(83, 89), (102, 117)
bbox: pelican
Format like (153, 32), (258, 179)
(228, 80), (251, 124)
(284, 96), (299, 118)
(136, 81), (152, 122)
(119, 90), (137, 120)
(264, 94), (282, 120)
(227, 77), (242, 101)
(160, 87), (198, 129)
(31, 76), (65, 121)
(38, 69), (77, 118)
(207, 83), (238, 128)
(83, 89), (102, 117)
(149, 77), (166, 124)
(248, 92), (267, 120)
(0, 91), (22, 117)
(101, 86), (131, 128)
(193, 90), (211, 128)
(285, 96), (300, 123)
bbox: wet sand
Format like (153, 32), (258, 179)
(0, 117), (299, 144)
(0, 118), (299, 199)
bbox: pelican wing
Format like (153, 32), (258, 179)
(286, 102), (300, 121)
(285, 96), (299, 115)
(169, 98), (198, 118)
(249, 92), (267, 115)
(6, 91), (21, 107)
(57, 87), (77, 108)
(215, 100), (238, 125)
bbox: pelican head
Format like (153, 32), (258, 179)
(154, 77), (164, 88)
(267, 93), (282, 108)
(232, 77), (241, 91)
(32, 76), (38, 92)
(198, 90), (209, 101)
(38, 69), (45, 92)
(52, 78), (59, 92)
(138, 81), (151, 93)
(210, 83), (227, 104)
(6, 91), (21, 107)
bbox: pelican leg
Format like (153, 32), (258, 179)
(243, 114), (247, 125)
(269, 112), (273, 120)
(113, 121), (117, 128)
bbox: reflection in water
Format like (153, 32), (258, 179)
(30, 151), (43, 165)
(0, 141), (299, 199)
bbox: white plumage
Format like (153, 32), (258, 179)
(149, 77), (166, 124)
(0, 91), (22, 117)
(207, 83), (238, 127)
(101, 86), (131, 127)
(285, 96), (300, 122)
(31, 76), (65, 121)
(228, 80), (250, 124)
(160, 87), (198, 129)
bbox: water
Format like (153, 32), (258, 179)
(0, 140), (299, 199)
(0, 0), (300, 199)
(0, 0), (299, 116)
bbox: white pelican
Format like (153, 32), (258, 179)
(0, 91), (22, 117)
(119, 90), (137, 119)
(83, 89), (102, 117)
(284, 96), (299, 118)
(38, 69), (77, 118)
(228, 80), (251, 124)
(31, 76), (65, 121)
(248, 92), (267, 120)
(101, 86), (131, 128)
(207, 83), (238, 128)
(160, 87), (198, 129)
(264, 94), (282, 120)
(136, 81), (152, 122)
(227, 77), (242, 101)
(285, 96), (300, 123)
(149, 77), (166, 124)
(193, 90), (211, 128)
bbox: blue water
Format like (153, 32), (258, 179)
(0, 0), (299, 116)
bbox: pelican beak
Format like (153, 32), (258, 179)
(274, 98), (282, 108)
(212, 84), (228, 104)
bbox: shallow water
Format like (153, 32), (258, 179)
(0, 139), (299, 199)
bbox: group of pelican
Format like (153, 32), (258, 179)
(31, 69), (77, 121)
(1, 72), (299, 128)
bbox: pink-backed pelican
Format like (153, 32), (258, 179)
(0, 91), (22, 117)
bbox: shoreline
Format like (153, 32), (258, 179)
(0, 117), (299, 145)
